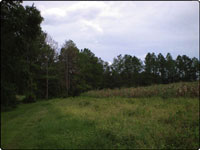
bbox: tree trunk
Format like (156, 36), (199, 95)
(67, 53), (69, 96)
(65, 52), (69, 96)
(46, 59), (48, 99)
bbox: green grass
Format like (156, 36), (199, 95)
(1, 96), (199, 149)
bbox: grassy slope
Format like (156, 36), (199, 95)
(1, 96), (199, 149)
(82, 81), (199, 98)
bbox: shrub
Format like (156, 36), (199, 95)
(81, 81), (199, 98)
(23, 92), (36, 103)
(1, 82), (17, 111)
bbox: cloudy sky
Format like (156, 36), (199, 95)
(23, 1), (199, 63)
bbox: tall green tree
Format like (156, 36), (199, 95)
(77, 48), (104, 92)
(121, 55), (143, 87)
(144, 53), (160, 84)
(102, 61), (113, 89)
(144, 53), (158, 75)
(190, 57), (200, 81)
(111, 55), (124, 87)
(175, 55), (184, 81)
(165, 53), (176, 83)
(157, 53), (166, 83)
(130, 56), (143, 86)
(182, 55), (193, 81)
(1, 1), (43, 107)
(59, 40), (79, 97)
(33, 32), (58, 99)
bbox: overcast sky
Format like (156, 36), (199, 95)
(23, 1), (199, 63)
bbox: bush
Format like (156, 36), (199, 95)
(1, 82), (17, 111)
(23, 92), (36, 103)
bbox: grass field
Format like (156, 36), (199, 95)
(1, 96), (199, 149)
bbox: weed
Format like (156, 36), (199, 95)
(79, 101), (90, 107)
(82, 81), (199, 99)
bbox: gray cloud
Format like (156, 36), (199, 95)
(23, 1), (199, 62)
(42, 7), (102, 26)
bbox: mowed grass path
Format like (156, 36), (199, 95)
(1, 97), (199, 149)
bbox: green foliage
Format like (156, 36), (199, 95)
(1, 1), (43, 108)
(23, 92), (36, 103)
(77, 48), (104, 91)
(58, 40), (80, 96)
(145, 52), (158, 75)
(1, 82), (17, 111)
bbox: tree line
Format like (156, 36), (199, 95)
(1, 1), (199, 109)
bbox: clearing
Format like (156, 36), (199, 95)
(1, 96), (199, 149)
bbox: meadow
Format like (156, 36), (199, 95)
(82, 81), (199, 98)
(1, 82), (199, 149)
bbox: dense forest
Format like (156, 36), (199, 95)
(1, 1), (199, 109)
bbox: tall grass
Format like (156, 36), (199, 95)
(81, 81), (199, 98)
